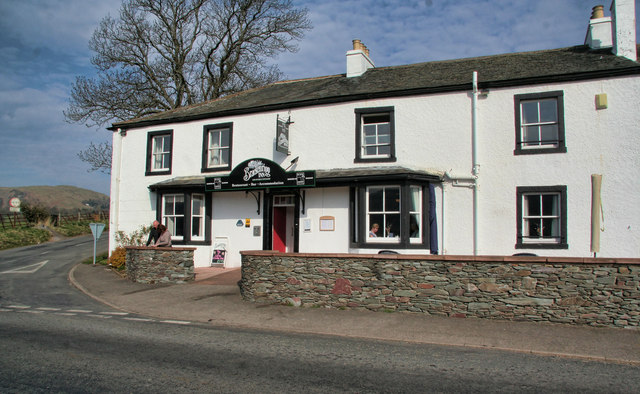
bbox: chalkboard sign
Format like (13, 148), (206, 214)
(212, 249), (226, 263)
(211, 237), (229, 266)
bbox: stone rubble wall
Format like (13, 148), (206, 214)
(126, 246), (195, 284)
(240, 252), (640, 329)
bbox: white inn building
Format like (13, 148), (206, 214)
(109, 1), (640, 268)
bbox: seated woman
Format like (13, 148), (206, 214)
(153, 224), (172, 247)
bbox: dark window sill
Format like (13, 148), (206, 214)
(514, 147), (567, 155)
(354, 157), (397, 164)
(516, 242), (568, 249)
(145, 170), (172, 176)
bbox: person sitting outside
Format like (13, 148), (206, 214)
(146, 220), (160, 246)
(153, 224), (172, 247)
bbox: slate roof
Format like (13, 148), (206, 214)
(111, 44), (640, 131)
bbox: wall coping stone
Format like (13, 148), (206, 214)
(126, 246), (196, 252)
(239, 250), (640, 265)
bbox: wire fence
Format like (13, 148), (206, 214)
(0, 211), (109, 230)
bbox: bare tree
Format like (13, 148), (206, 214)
(67, 0), (311, 173)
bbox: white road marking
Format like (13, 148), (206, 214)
(123, 317), (154, 322)
(18, 310), (44, 314)
(66, 309), (92, 313)
(7, 305), (30, 309)
(159, 320), (191, 325)
(55, 312), (77, 316)
(36, 307), (61, 311)
(88, 314), (112, 319)
(100, 311), (129, 316)
(0, 260), (48, 274)
(40, 251), (49, 255)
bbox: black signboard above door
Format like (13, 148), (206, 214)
(205, 158), (315, 192)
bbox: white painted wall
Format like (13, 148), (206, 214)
(110, 72), (640, 265)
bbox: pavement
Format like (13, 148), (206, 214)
(69, 263), (640, 365)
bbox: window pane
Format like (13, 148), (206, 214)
(524, 125), (539, 144)
(369, 214), (384, 237)
(174, 217), (184, 236)
(522, 102), (539, 124)
(540, 125), (558, 144)
(221, 129), (230, 146)
(369, 188), (383, 211)
(526, 195), (540, 216)
(363, 125), (376, 136)
(165, 197), (174, 215)
(192, 217), (201, 237)
(175, 198), (185, 215)
(410, 214), (420, 238)
(364, 114), (389, 124)
(542, 194), (557, 215)
(210, 131), (221, 148)
(378, 134), (390, 144)
(539, 99), (557, 123)
(192, 199), (202, 215)
(364, 135), (377, 144)
(221, 149), (229, 165)
(409, 187), (420, 212)
(377, 123), (390, 136)
(384, 214), (400, 237)
(385, 188), (400, 211)
(542, 218), (555, 237)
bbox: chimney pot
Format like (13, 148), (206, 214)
(591, 5), (605, 19)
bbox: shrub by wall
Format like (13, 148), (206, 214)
(240, 252), (640, 329)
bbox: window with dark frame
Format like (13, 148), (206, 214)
(516, 186), (567, 249)
(514, 91), (566, 155)
(202, 123), (233, 172)
(145, 130), (173, 175)
(352, 183), (428, 249)
(355, 107), (396, 162)
(158, 192), (211, 245)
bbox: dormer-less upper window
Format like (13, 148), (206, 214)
(355, 107), (396, 163)
(202, 123), (233, 172)
(145, 130), (173, 175)
(514, 91), (566, 155)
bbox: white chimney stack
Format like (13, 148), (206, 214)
(610, 0), (637, 61)
(346, 39), (374, 78)
(585, 5), (613, 49)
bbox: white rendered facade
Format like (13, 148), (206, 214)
(109, 3), (640, 267)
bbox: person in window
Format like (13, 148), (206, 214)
(385, 224), (394, 237)
(146, 220), (160, 246)
(153, 224), (172, 247)
(369, 223), (379, 237)
(410, 219), (420, 238)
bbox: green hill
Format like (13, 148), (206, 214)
(0, 186), (109, 214)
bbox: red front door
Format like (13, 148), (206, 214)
(272, 206), (287, 252)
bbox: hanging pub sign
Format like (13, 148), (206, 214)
(205, 158), (315, 192)
(276, 115), (290, 154)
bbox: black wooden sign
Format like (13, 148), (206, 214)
(205, 158), (315, 191)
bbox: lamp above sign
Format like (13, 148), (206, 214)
(205, 158), (315, 192)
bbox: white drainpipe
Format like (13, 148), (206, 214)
(110, 128), (125, 254)
(472, 71), (480, 255)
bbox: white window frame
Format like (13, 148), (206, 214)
(366, 185), (401, 244)
(162, 194), (185, 241)
(514, 91), (566, 155)
(361, 113), (391, 159)
(521, 192), (561, 244)
(409, 186), (422, 243)
(152, 135), (171, 171)
(207, 128), (230, 168)
(191, 193), (205, 241)
(516, 186), (567, 249)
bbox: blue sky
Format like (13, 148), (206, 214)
(0, 0), (638, 196)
